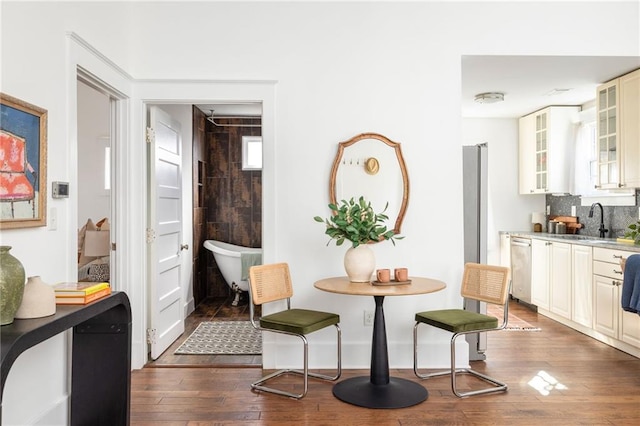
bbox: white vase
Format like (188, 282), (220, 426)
(14, 276), (56, 319)
(344, 245), (375, 282)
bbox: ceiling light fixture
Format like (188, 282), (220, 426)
(474, 92), (505, 104)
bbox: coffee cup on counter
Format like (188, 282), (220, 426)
(394, 267), (409, 282)
(376, 269), (390, 283)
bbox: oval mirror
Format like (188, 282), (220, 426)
(329, 133), (410, 234)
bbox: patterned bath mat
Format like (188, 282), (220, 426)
(175, 321), (262, 355)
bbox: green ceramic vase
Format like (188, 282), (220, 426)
(0, 246), (26, 325)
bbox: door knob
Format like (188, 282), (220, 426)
(180, 244), (189, 251)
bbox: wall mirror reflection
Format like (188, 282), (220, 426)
(329, 133), (409, 234)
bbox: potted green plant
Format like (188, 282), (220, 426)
(623, 220), (640, 245)
(314, 196), (402, 282)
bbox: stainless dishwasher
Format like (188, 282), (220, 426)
(510, 236), (532, 304)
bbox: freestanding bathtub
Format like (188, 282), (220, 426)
(203, 240), (263, 306)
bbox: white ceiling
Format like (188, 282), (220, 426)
(195, 56), (640, 120)
(461, 55), (640, 118)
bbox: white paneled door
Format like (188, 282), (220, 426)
(147, 106), (185, 359)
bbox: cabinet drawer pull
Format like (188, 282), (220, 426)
(613, 254), (623, 259)
(614, 269), (623, 275)
(613, 280), (623, 286)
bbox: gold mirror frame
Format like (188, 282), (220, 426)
(329, 133), (410, 234)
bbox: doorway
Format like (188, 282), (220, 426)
(146, 103), (263, 367)
(76, 78), (113, 284)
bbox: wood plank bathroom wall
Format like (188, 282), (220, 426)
(197, 112), (262, 299)
(192, 107), (208, 306)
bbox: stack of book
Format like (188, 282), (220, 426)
(53, 282), (111, 305)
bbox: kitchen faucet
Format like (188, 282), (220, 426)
(588, 202), (608, 238)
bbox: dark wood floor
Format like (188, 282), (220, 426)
(147, 296), (261, 367)
(132, 300), (640, 425)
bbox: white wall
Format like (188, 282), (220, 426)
(1, 1), (639, 424)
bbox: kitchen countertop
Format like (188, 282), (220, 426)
(501, 231), (640, 253)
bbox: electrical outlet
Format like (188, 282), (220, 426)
(363, 310), (374, 326)
(571, 205), (576, 216)
(546, 205), (550, 215)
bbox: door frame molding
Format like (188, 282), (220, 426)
(133, 81), (277, 368)
(69, 33), (277, 369)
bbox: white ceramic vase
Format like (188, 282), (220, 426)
(15, 276), (56, 319)
(344, 244), (375, 282)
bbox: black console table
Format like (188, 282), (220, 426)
(1, 292), (132, 425)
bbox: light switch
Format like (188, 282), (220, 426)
(571, 206), (576, 216)
(49, 207), (57, 231)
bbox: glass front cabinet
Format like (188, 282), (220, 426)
(519, 106), (580, 194)
(596, 80), (620, 189)
(596, 68), (640, 190)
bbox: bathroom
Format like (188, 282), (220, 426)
(193, 105), (262, 306)
(149, 104), (264, 366)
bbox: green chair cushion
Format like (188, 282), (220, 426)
(260, 309), (340, 335)
(415, 309), (498, 333)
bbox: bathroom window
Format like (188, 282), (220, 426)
(242, 136), (262, 170)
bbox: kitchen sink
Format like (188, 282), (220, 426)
(549, 235), (595, 240)
(547, 235), (614, 244)
(550, 235), (614, 244)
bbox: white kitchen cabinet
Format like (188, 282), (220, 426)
(596, 68), (640, 189)
(550, 242), (572, 319)
(520, 236), (640, 357)
(593, 271), (619, 338)
(619, 69), (640, 188)
(593, 247), (640, 347)
(572, 244), (593, 328)
(531, 238), (572, 318)
(595, 79), (619, 189)
(518, 112), (537, 194)
(518, 106), (580, 194)
(515, 234), (640, 357)
(531, 238), (550, 310)
(620, 309), (640, 348)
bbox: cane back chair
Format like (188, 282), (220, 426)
(248, 262), (342, 399)
(413, 262), (510, 397)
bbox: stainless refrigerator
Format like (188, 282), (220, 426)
(462, 144), (488, 360)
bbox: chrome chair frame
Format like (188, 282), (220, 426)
(413, 263), (511, 398)
(248, 263), (341, 399)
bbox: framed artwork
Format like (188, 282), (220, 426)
(0, 93), (48, 229)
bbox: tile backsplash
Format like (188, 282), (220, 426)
(547, 190), (640, 238)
